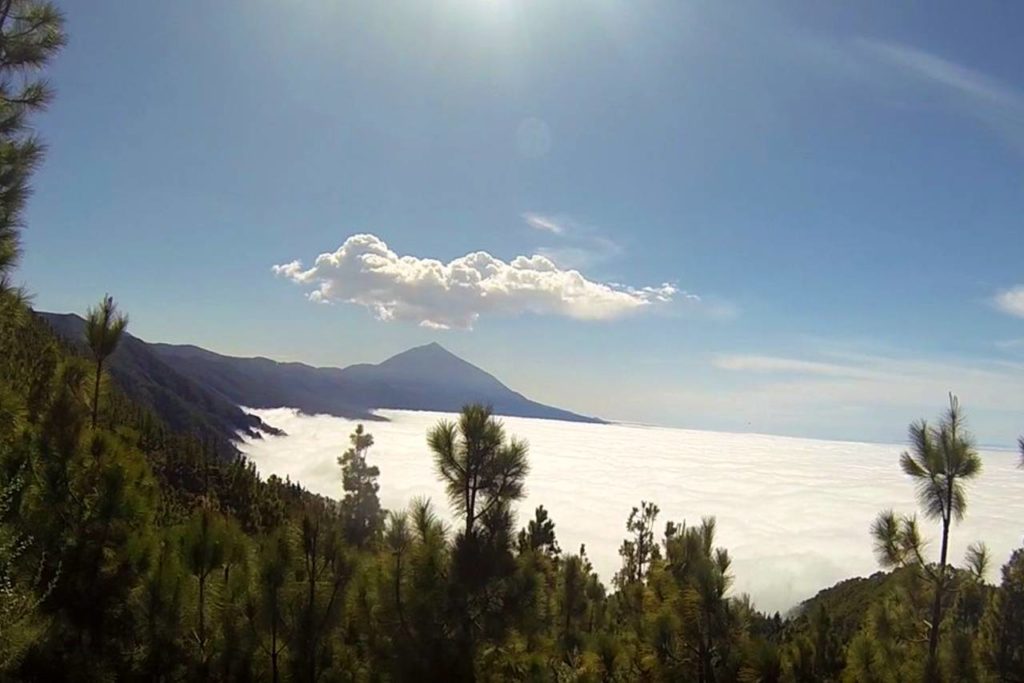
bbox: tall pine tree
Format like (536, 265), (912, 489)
(0, 1), (64, 292)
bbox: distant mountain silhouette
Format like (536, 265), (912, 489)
(330, 342), (601, 421)
(40, 312), (604, 448)
(152, 340), (603, 424)
(148, 342), (375, 422)
(39, 312), (282, 449)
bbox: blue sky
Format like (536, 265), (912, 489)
(19, 0), (1024, 444)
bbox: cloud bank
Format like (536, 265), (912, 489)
(274, 234), (680, 330)
(240, 407), (1024, 615)
(994, 285), (1024, 318)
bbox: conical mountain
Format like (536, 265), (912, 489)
(41, 311), (604, 441)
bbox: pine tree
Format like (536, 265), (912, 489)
(379, 498), (458, 679)
(248, 530), (292, 683)
(427, 405), (530, 679)
(84, 295), (128, 428)
(338, 424), (384, 549)
(0, 463), (49, 671)
(871, 394), (983, 677)
(663, 516), (737, 683)
(786, 603), (843, 681)
(980, 548), (1024, 681)
(615, 500), (660, 588)
(9, 341), (158, 677)
(0, 0), (65, 292)
(138, 532), (187, 682)
(428, 404), (529, 540)
(290, 500), (349, 683)
(559, 552), (589, 651)
(517, 504), (560, 557)
(180, 506), (230, 678)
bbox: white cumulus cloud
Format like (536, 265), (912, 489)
(273, 234), (680, 330)
(994, 285), (1024, 318)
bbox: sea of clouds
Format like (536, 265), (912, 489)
(239, 408), (1024, 615)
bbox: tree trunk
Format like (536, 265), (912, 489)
(394, 549), (411, 640)
(271, 607), (279, 683)
(198, 570), (207, 681)
(564, 598), (572, 645)
(91, 357), (103, 428)
(697, 636), (707, 683)
(307, 554), (317, 683)
(927, 499), (953, 675)
(701, 608), (714, 683)
(466, 468), (477, 538)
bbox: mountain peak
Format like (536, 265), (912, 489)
(379, 341), (463, 369)
(393, 341), (453, 357)
(40, 309), (604, 426)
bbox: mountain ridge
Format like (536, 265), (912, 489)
(38, 312), (283, 450)
(39, 312), (604, 450)
(152, 337), (604, 424)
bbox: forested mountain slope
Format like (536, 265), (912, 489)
(3, 3), (1022, 678)
(152, 339), (604, 423)
(42, 311), (603, 430)
(39, 312), (280, 450)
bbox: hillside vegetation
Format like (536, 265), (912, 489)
(3, 293), (1024, 681)
(0, 3), (1021, 681)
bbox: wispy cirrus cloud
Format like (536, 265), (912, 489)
(710, 347), (1024, 444)
(274, 233), (681, 330)
(537, 236), (624, 271)
(518, 211), (728, 318)
(993, 285), (1024, 319)
(522, 212), (625, 270)
(861, 40), (1019, 106)
(775, 28), (1024, 153)
(856, 39), (1024, 152)
(995, 338), (1024, 351)
(712, 354), (877, 379)
(523, 212), (566, 235)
